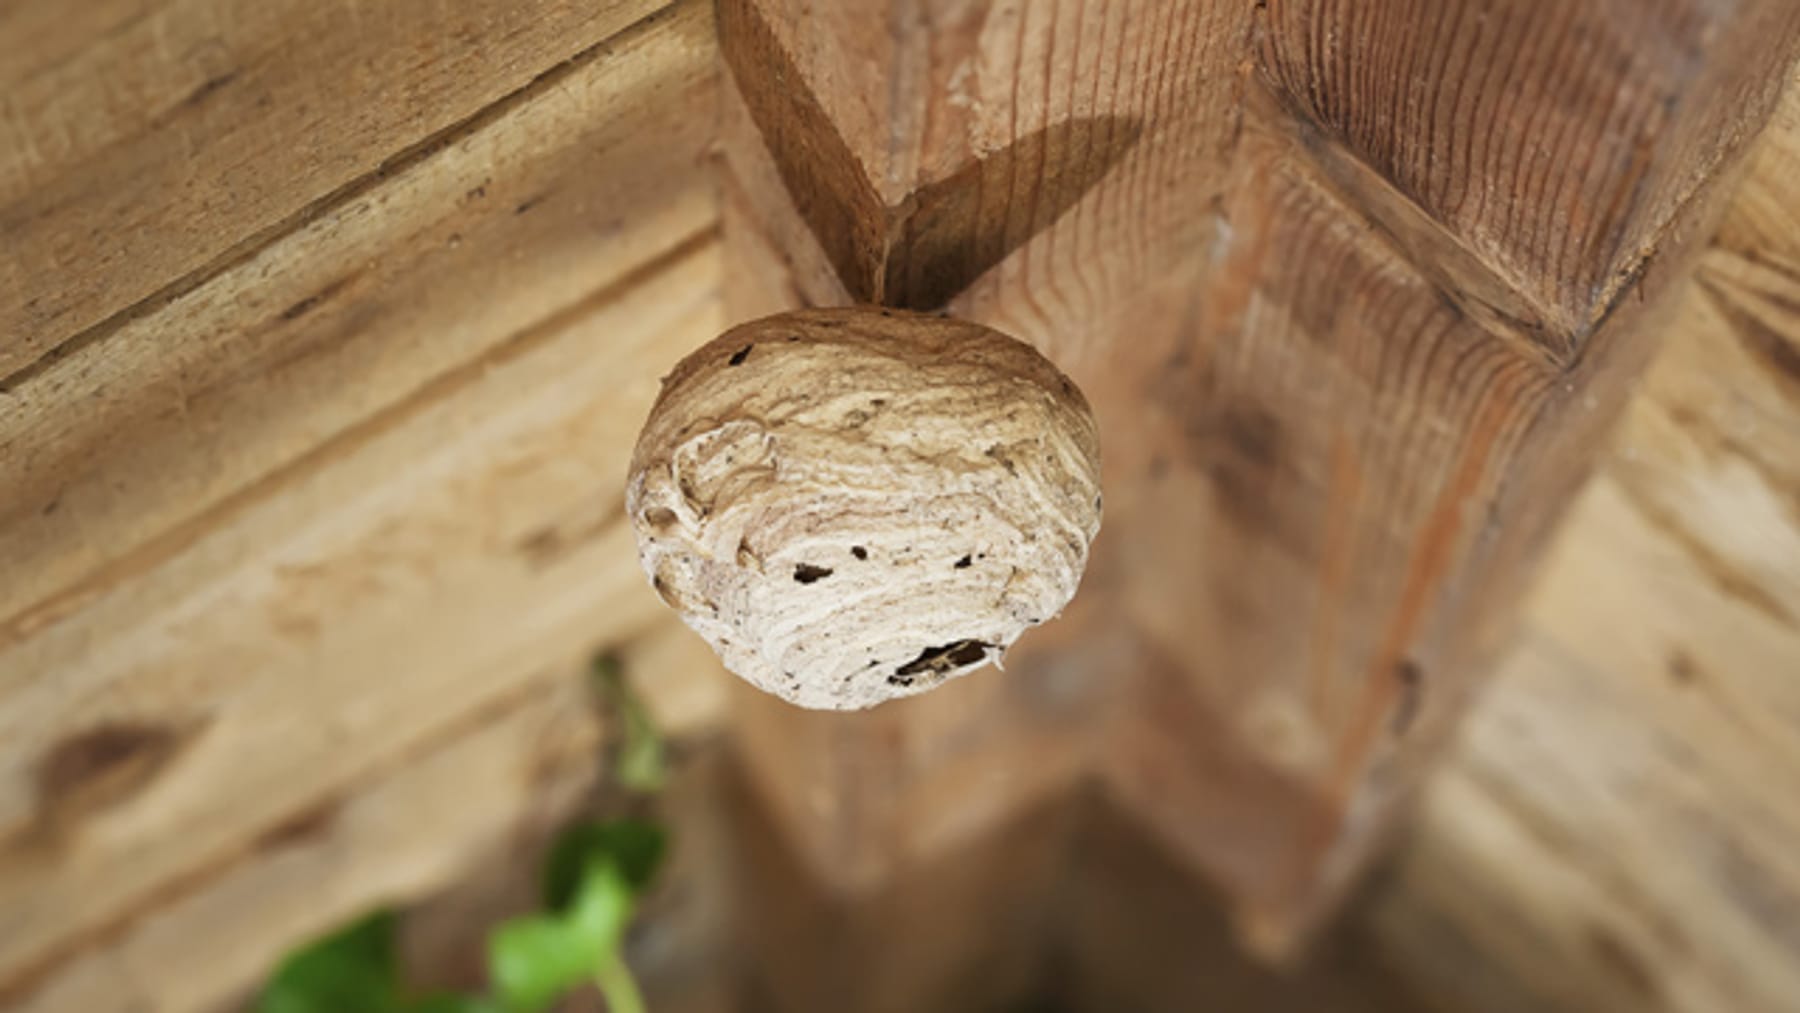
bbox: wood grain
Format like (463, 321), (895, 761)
(0, 3), (723, 999)
(718, 0), (1800, 955)
(0, 236), (720, 1001)
(709, 5), (1243, 1004)
(2, 0), (1797, 1006)
(1090, 11), (1800, 947)
(718, 0), (1146, 310)
(1369, 87), (1800, 1013)
(1257, 0), (1800, 352)
(717, 0), (1239, 354)
(0, 0), (667, 380)
(1093, 104), (1558, 941)
(0, 0), (717, 634)
(11, 675), (603, 1013)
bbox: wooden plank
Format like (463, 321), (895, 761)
(0, 0), (724, 984)
(1379, 473), (1800, 1013)
(1256, 0), (1800, 351)
(0, 232), (719, 998)
(12, 675), (603, 1013)
(0, 0), (716, 635)
(0, 0), (668, 379)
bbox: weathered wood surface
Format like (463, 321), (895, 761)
(0, 4), (721, 1007)
(1368, 81), (1800, 1013)
(711, 3), (1240, 1004)
(0, 2), (714, 630)
(1, 0), (1798, 1008)
(716, 0), (1800, 955)
(924, 85), (1800, 1005)
(0, 0), (667, 379)
(1107, 4), (1800, 947)
(18, 677), (603, 1013)
(1257, 0), (1800, 349)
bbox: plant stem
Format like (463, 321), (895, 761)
(592, 949), (647, 1013)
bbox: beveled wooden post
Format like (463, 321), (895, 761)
(714, 0), (1800, 997)
(714, 2), (1235, 1006)
(1130, 0), (1800, 948)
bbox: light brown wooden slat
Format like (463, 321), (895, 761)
(0, 2), (720, 1002)
(0, 236), (721, 998)
(1382, 471), (1800, 1013)
(1713, 83), (1800, 269)
(0, 0), (669, 379)
(0, 0), (716, 637)
(14, 674), (603, 1013)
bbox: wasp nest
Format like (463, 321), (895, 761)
(626, 307), (1102, 710)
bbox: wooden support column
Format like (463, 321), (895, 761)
(1107, 0), (1800, 949)
(714, 0), (1800, 989)
(715, 2), (1243, 1007)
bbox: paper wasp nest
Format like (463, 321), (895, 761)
(626, 307), (1102, 710)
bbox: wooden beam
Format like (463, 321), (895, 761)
(714, 0), (1244, 832)
(1049, 791), (1434, 1013)
(1369, 85), (1800, 1013)
(0, 2), (715, 629)
(1104, 17), (1798, 947)
(0, 0), (669, 380)
(716, 0), (1800, 958)
(0, 238), (718, 999)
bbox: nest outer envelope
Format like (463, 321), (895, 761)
(626, 307), (1102, 710)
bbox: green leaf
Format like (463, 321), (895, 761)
(489, 860), (637, 1012)
(258, 911), (404, 1013)
(542, 820), (666, 912)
